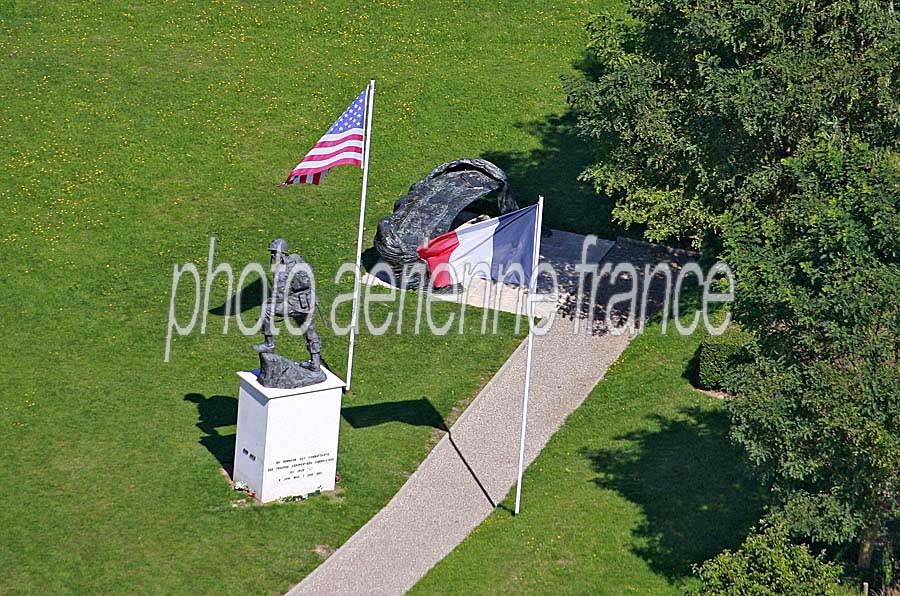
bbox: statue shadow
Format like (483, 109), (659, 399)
(184, 393), (238, 479)
(342, 397), (448, 432)
(209, 277), (264, 316)
(581, 406), (763, 580)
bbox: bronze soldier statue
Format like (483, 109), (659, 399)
(252, 238), (322, 373)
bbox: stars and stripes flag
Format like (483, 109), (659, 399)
(279, 88), (368, 186)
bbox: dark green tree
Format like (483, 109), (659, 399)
(566, 0), (900, 247)
(567, 0), (900, 576)
(724, 136), (900, 569)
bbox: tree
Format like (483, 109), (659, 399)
(724, 136), (900, 571)
(567, 0), (900, 579)
(687, 523), (842, 596)
(566, 0), (900, 247)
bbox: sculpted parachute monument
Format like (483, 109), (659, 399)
(374, 158), (518, 287)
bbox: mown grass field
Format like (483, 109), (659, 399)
(0, 1), (620, 594)
(412, 320), (766, 595)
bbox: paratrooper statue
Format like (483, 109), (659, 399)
(252, 238), (326, 388)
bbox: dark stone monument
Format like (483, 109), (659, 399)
(374, 158), (518, 287)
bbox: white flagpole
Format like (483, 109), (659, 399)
(346, 79), (375, 392)
(514, 195), (544, 515)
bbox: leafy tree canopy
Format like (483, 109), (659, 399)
(567, 0), (900, 247)
(569, 0), (900, 574)
(724, 136), (900, 547)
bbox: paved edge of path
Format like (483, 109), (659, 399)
(286, 238), (687, 596)
(289, 324), (629, 596)
(291, 331), (533, 590)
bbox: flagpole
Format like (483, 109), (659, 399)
(346, 79), (375, 392)
(514, 195), (544, 516)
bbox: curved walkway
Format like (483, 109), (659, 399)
(289, 238), (690, 595)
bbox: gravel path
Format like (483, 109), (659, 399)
(288, 239), (691, 596)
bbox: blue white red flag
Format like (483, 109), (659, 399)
(279, 88), (367, 186)
(416, 205), (538, 289)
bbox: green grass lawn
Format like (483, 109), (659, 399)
(0, 0), (622, 594)
(411, 320), (766, 595)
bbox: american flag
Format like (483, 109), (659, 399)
(279, 88), (367, 186)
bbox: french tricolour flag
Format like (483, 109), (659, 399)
(416, 205), (538, 289)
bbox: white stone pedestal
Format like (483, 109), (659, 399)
(233, 366), (345, 503)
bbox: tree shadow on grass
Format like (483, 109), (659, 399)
(582, 406), (763, 580)
(682, 344), (703, 388)
(184, 393), (238, 479)
(481, 112), (639, 240)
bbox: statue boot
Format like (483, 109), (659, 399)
(301, 335), (322, 371)
(252, 335), (276, 354)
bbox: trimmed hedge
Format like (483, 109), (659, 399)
(699, 324), (752, 390)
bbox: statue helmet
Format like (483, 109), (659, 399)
(268, 238), (289, 254)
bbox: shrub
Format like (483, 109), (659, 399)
(687, 523), (843, 596)
(698, 324), (752, 390)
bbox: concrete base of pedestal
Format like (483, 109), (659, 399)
(233, 365), (345, 503)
